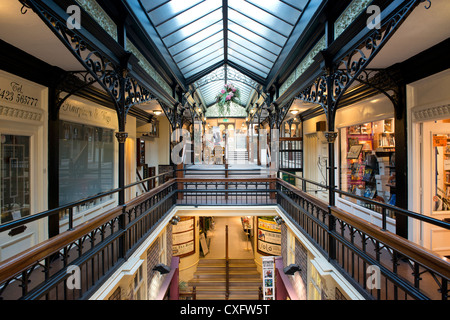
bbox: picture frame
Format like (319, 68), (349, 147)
(347, 144), (363, 159)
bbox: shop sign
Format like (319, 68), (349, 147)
(0, 76), (41, 109)
(257, 217), (281, 256)
(433, 135), (447, 147)
(172, 217), (195, 257)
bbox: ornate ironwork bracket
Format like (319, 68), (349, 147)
(296, 0), (426, 122)
(115, 132), (128, 143)
(21, 0), (157, 130)
(324, 131), (338, 143)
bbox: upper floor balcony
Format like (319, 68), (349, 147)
(0, 165), (448, 301)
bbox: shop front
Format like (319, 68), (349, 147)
(0, 70), (48, 261)
(408, 68), (450, 257)
(335, 94), (397, 231)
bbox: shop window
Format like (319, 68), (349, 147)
(58, 120), (114, 207)
(133, 265), (144, 300)
(432, 132), (450, 212)
(1, 134), (30, 224)
(339, 119), (396, 215)
(309, 264), (322, 300)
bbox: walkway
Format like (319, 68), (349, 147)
(205, 216), (254, 259)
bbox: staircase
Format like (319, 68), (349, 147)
(228, 150), (248, 163)
(188, 258), (262, 300)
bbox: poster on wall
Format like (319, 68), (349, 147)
(262, 256), (275, 300)
(172, 217), (195, 257)
(257, 217), (281, 256)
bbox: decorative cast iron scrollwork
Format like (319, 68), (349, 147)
(296, 74), (328, 109)
(331, 0), (421, 107)
(21, 0), (158, 128)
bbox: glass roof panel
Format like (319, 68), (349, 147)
(228, 49), (270, 76)
(180, 48), (224, 74)
(168, 22), (222, 56)
(176, 41), (223, 69)
(245, 0), (302, 25)
(183, 55), (223, 79)
(279, 0), (310, 12)
(156, 2), (222, 38)
(146, 0), (204, 27)
(228, 0), (293, 37)
(228, 8), (287, 47)
(227, 35), (277, 62)
(228, 22), (282, 56)
(162, 8), (222, 48)
(227, 41), (273, 68)
(132, 0), (323, 105)
(193, 65), (259, 108)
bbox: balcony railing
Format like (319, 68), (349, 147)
(0, 169), (449, 300)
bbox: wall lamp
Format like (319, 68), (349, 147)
(170, 216), (181, 225)
(274, 216), (284, 225)
(152, 263), (171, 274)
(283, 264), (301, 275)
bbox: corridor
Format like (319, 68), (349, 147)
(204, 217), (254, 259)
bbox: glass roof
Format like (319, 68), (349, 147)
(136, 0), (318, 110)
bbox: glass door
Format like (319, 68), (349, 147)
(1, 134), (30, 224)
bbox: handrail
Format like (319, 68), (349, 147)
(331, 206), (450, 279)
(0, 179), (177, 285)
(1, 172), (449, 300)
(157, 256), (180, 300)
(279, 169), (450, 231)
(0, 170), (175, 234)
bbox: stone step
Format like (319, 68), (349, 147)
(189, 258), (262, 300)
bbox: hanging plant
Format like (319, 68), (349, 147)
(215, 83), (240, 115)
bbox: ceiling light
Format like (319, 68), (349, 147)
(153, 110), (162, 116)
(291, 110), (299, 115)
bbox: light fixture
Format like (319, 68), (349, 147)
(153, 110), (162, 116)
(152, 263), (171, 274)
(290, 110), (299, 115)
(170, 216), (181, 225)
(283, 264), (301, 275)
(274, 216), (284, 225)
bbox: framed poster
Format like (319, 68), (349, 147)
(347, 144), (363, 159)
(172, 217), (195, 257)
(257, 217), (281, 256)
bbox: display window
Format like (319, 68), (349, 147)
(339, 118), (396, 214)
(0, 134), (30, 223)
(59, 120), (115, 206)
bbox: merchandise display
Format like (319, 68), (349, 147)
(341, 119), (396, 212)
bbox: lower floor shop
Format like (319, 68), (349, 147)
(91, 206), (365, 301)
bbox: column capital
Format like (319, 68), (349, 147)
(115, 131), (128, 143)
